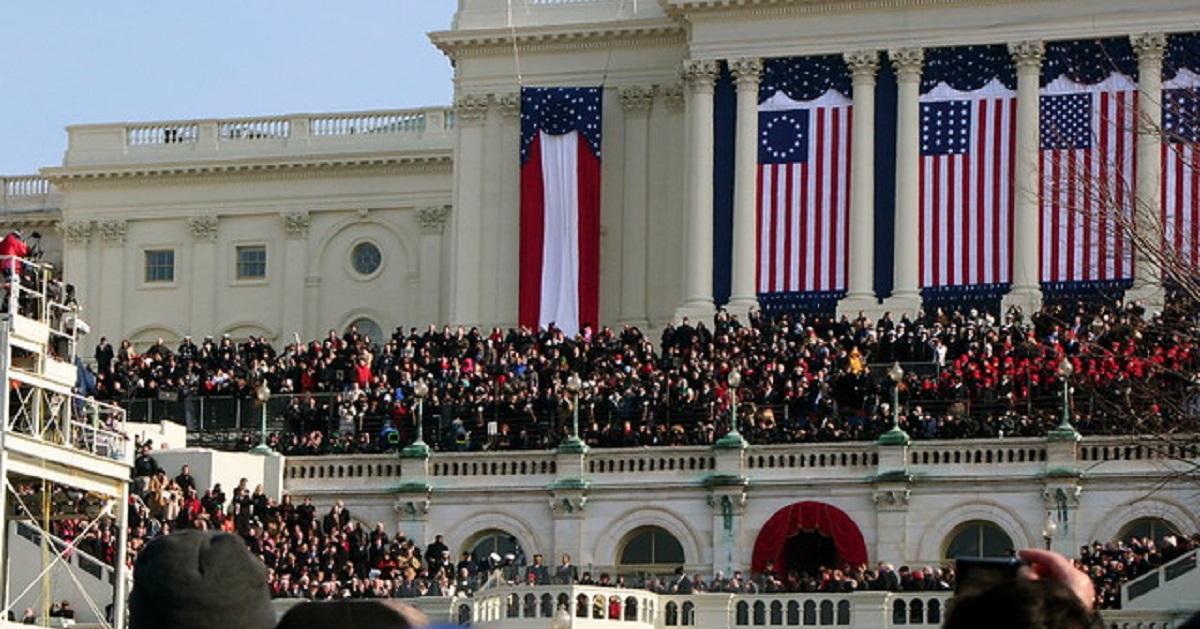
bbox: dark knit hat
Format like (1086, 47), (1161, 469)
(129, 531), (274, 629)
(275, 600), (428, 629)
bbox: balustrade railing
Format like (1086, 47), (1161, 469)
(311, 111), (426, 136)
(1, 176), (54, 199)
(218, 117), (291, 140)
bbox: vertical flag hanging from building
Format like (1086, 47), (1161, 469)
(1039, 39), (1137, 287)
(919, 45), (1016, 289)
(519, 87), (602, 337)
(755, 56), (853, 296)
(1163, 33), (1200, 271)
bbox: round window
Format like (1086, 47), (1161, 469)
(351, 242), (382, 276)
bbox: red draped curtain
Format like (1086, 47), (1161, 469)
(750, 501), (868, 574)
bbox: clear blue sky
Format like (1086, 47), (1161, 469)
(0, 1), (456, 175)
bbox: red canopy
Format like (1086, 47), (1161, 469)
(750, 501), (868, 574)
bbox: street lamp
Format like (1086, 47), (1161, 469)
(558, 373), (588, 453)
(877, 362), (910, 445)
(401, 379), (432, 458)
(1041, 511), (1059, 550)
(715, 369), (748, 449)
(1050, 357), (1080, 440)
(250, 379), (274, 455)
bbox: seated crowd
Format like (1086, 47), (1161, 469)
(88, 298), (1200, 454)
(18, 454), (1198, 611)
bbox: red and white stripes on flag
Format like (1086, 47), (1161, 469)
(1039, 75), (1136, 284)
(919, 81), (1016, 288)
(1163, 69), (1200, 269)
(519, 88), (601, 337)
(755, 91), (852, 294)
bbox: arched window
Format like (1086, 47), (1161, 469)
(944, 521), (1015, 559)
(468, 529), (523, 563)
(348, 318), (383, 346)
(1118, 518), (1180, 544)
(618, 526), (685, 575)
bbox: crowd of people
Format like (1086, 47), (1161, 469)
(17, 442), (1194, 612)
(85, 299), (1200, 454)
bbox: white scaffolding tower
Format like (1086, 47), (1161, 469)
(0, 258), (131, 627)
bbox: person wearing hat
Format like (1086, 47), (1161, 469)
(129, 530), (275, 629)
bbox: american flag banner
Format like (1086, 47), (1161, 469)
(518, 87), (601, 337)
(1039, 75), (1136, 284)
(919, 82), (1015, 288)
(1163, 69), (1200, 269)
(756, 73), (852, 294)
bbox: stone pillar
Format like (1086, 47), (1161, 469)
(188, 215), (219, 334)
(1005, 41), (1046, 315)
(872, 486), (912, 567)
(707, 486), (748, 576)
(97, 220), (128, 341)
(676, 60), (720, 323)
(417, 206), (451, 325)
(496, 93), (524, 327)
(618, 85), (655, 329)
(1129, 33), (1168, 310)
(448, 94), (490, 328)
(728, 58), (764, 315)
(840, 50), (881, 315)
(56, 220), (92, 314)
(280, 212), (310, 339)
(888, 48), (924, 313)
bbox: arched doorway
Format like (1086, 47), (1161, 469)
(751, 502), (867, 578)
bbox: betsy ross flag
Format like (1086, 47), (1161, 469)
(919, 82), (1015, 288)
(1163, 69), (1200, 268)
(756, 83), (852, 294)
(1039, 76), (1136, 284)
(519, 87), (601, 337)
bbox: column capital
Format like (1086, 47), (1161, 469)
(1132, 32), (1168, 62)
(454, 94), (491, 124)
(280, 211), (311, 239)
(56, 220), (92, 247)
(187, 215), (219, 242)
(1008, 40), (1045, 71)
(619, 85), (655, 113)
(417, 205), (451, 235)
(97, 220), (127, 246)
(844, 50), (880, 80)
(681, 59), (720, 91)
(728, 58), (763, 88)
(496, 92), (521, 119)
(662, 83), (685, 111)
(888, 48), (924, 80)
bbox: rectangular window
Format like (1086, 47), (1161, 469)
(144, 250), (175, 283)
(236, 245), (267, 279)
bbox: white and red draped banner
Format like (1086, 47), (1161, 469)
(756, 90), (853, 293)
(519, 88), (601, 337)
(919, 80), (1016, 288)
(1038, 75), (1137, 283)
(1163, 69), (1200, 268)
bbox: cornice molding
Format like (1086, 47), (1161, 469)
(430, 21), (685, 60)
(663, 0), (1040, 19)
(43, 153), (453, 188)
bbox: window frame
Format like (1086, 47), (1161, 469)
(235, 244), (268, 281)
(143, 249), (176, 285)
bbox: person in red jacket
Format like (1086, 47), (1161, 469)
(0, 230), (28, 276)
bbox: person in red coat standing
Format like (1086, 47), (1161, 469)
(0, 230), (28, 276)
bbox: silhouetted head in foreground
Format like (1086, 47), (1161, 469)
(945, 578), (1101, 629)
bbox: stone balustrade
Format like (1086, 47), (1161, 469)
(281, 434), (1198, 496)
(0, 176), (59, 212)
(59, 107), (456, 168)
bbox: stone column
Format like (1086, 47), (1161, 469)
(187, 215), (218, 334)
(1129, 32), (1168, 310)
(840, 50), (881, 315)
(56, 220), (92, 315)
(888, 48), (924, 313)
(417, 205), (450, 325)
(97, 220), (128, 341)
(280, 212), (310, 339)
(728, 58), (764, 315)
(1005, 41), (1046, 314)
(448, 94), (490, 328)
(676, 60), (720, 323)
(618, 85), (655, 329)
(496, 93), (524, 326)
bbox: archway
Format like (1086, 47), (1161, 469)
(751, 501), (867, 577)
